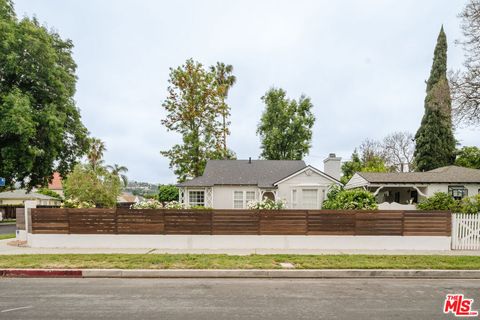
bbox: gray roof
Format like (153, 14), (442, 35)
(0, 189), (60, 200)
(357, 166), (480, 184)
(178, 160), (307, 188)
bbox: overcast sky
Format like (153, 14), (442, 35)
(14, 0), (479, 184)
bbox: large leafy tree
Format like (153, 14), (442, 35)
(341, 149), (388, 184)
(63, 164), (122, 208)
(455, 146), (480, 169)
(0, 0), (89, 189)
(450, 0), (480, 126)
(257, 88), (315, 160)
(210, 62), (236, 154)
(414, 27), (456, 171)
(161, 59), (235, 182)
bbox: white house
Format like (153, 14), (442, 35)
(345, 165), (480, 205)
(177, 154), (342, 209)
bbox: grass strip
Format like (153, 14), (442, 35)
(0, 233), (15, 240)
(0, 254), (480, 270)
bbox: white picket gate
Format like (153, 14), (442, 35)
(452, 213), (480, 250)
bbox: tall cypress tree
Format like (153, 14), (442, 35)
(414, 26), (456, 171)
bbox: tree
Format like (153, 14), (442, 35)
(63, 164), (122, 208)
(414, 27), (456, 171)
(450, 0), (480, 126)
(210, 62), (236, 155)
(455, 146), (480, 169)
(87, 138), (106, 171)
(0, 0), (89, 189)
(341, 149), (388, 184)
(340, 150), (363, 184)
(158, 185), (179, 203)
(107, 164), (128, 187)
(382, 131), (415, 172)
(161, 59), (235, 182)
(257, 88), (315, 160)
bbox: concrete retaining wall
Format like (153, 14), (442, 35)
(27, 234), (452, 251)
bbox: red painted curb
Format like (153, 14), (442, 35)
(0, 269), (82, 278)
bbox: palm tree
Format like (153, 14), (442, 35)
(211, 62), (236, 155)
(87, 138), (106, 170)
(107, 164), (128, 187)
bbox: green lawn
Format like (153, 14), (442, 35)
(0, 254), (480, 270)
(0, 219), (15, 224)
(0, 233), (15, 240)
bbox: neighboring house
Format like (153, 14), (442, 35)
(0, 189), (62, 206)
(345, 166), (480, 205)
(177, 154), (342, 209)
(117, 192), (144, 208)
(47, 172), (64, 197)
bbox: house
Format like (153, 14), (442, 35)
(177, 154), (342, 209)
(117, 192), (144, 208)
(345, 166), (480, 205)
(47, 172), (64, 197)
(0, 189), (62, 206)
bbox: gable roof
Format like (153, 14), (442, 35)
(177, 160), (306, 188)
(356, 166), (480, 184)
(0, 189), (60, 200)
(273, 165), (342, 186)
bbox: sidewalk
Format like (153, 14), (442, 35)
(2, 239), (480, 255)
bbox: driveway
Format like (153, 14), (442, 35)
(0, 278), (478, 319)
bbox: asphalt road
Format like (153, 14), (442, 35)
(0, 224), (15, 234)
(1, 278), (479, 320)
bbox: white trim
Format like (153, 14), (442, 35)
(273, 165), (342, 186)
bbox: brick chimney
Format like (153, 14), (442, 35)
(323, 153), (342, 181)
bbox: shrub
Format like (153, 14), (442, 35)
(416, 192), (461, 211)
(164, 201), (186, 209)
(322, 186), (378, 210)
(247, 198), (286, 210)
(62, 198), (95, 208)
(130, 199), (163, 209)
(460, 195), (480, 214)
(158, 185), (179, 202)
(63, 164), (122, 208)
(36, 188), (63, 200)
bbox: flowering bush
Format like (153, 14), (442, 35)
(62, 198), (95, 208)
(164, 201), (186, 209)
(130, 199), (163, 209)
(247, 198), (286, 210)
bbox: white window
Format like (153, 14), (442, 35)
(291, 189), (298, 208)
(188, 190), (205, 207)
(234, 191), (244, 209)
(302, 189), (318, 209)
(233, 191), (256, 209)
(245, 191), (256, 206)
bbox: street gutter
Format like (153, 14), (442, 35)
(2, 269), (480, 279)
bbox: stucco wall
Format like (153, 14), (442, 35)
(276, 170), (337, 209)
(426, 184), (480, 197)
(27, 234), (452, 251)
(211, 186), (259, 209)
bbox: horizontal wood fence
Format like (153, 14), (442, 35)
(30, 209), (452, 236)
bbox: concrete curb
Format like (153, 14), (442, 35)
(2, 269), (480, 279)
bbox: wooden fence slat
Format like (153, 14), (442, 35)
(29, 208), (453, 237)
